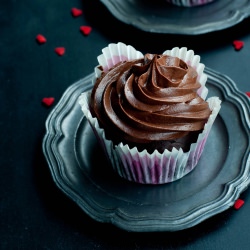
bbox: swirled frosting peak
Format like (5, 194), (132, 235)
(90, 53), (211, 150)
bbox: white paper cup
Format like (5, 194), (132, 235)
(79, 91), (221, 184)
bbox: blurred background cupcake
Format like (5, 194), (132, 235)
(165, 0), (215, 7)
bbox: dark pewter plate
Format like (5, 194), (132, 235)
(99, 0), (250, 35)
(43, 68), (250, 232)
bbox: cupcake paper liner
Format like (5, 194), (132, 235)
(79, 92), (221, 184)
(79, 43), (222, 184)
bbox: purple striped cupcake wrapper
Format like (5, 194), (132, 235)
(79, 92), (221, 184)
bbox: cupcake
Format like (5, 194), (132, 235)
(79, 42), (221, 184)
(165, 0), (215, 7)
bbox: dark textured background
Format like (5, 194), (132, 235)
(1, 0), (250, 249)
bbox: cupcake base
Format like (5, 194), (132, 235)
(79, 91), (221, 185)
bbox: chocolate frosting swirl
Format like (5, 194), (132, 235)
(90, 54), (211, 146)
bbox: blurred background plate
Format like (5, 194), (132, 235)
(99, 0), (250, 35)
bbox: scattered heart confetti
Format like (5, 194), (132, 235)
(54, 47), (65, 56)
(246, 92), (250, 97)
(234, 199), (245, 210)
(42, 97), (55, 107)
(36, 34), (47, 44)
(71, 7), (83, 17)
(80, 26), (92, 36)
(233, 40), (244, 51)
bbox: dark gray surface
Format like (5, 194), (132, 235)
(1, 0), (250, 249)
(100, 0), (250, 34)
(43, 69), (250, 232)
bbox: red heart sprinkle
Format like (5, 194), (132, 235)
(42, 97), (55, 107)
(80, 26), (92, 36)
(233, 40), (244, 51)
(71, 7), (83, 17)
(54, 47), (65, 56)
(234, 198), (245, 210)
(36, 34), (47, 44)
(246, 92), (250, 97)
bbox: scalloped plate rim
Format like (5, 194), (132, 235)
(42, 68), (250, 232)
